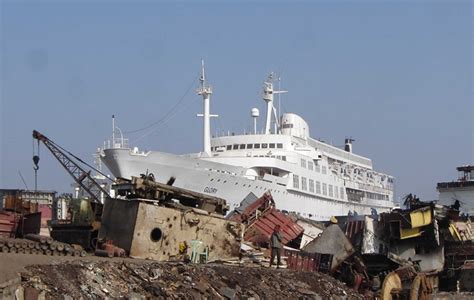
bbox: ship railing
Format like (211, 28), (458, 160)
(103, 137), (130, 150)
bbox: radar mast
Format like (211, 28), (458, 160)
(197, 60), (218, 156)
(262, 73), (287, 135)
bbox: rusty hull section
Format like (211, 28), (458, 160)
(99, 198), (244, 261)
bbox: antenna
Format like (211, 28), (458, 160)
(112, 115), (115, 145)
(278, 75), (281, 132)
(200, 59), (206, 87)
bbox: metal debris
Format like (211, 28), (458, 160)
(98, 197), (244, 261)
(19, 260), (364, 299)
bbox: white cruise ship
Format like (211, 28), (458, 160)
(100, 62), (395, 220)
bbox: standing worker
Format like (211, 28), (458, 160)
(269, 224), (283, 268)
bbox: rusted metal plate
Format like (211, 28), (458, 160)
(113, 177), (229, 215)
(0, 210), (19, 238)
(302, 224), (355, 273)
(230, 192), (303, 246)
(50, 224), (95, 250)
(38, 204), (52, 228)
(345, 220), (364, 240)
(0, 210), (42, 238)
(17, 212), (42, 236)
(284, 248), (332, 273)
(100, 198), (244, 261)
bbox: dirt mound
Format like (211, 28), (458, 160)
(21, 260), (363, 299)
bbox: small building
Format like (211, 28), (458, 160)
(1, 189), (56, 234)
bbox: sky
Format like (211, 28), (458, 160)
(1, 1), (472, 203)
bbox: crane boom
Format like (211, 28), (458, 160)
(32, 130), (111, 203)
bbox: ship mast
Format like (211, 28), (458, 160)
(263, 73), (287, 135)
(197, 60), (217, 156)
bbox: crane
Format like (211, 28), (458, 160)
(32, 130), (113, 250)
(32, 130), (112, 204)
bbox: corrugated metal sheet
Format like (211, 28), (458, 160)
(229, 192), (304, 246)
(0, 210), (42, 238)
(0, 210), (19, 238)
(345, 220), (365, 239)
(285, 248), (332, 273)
(38, 204), (52, 228)
(244, 209), (304, 245)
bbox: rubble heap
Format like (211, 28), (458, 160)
(20, 260), (363, 299)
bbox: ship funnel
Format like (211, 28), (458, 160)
(344, 138), (354, 153)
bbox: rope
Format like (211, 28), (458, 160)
(124, 74), (199, 135)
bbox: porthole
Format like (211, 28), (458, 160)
(150, 228), (163, 242)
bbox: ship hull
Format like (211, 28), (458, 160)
(102, 148), (393, 221)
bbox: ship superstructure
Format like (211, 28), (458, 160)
(100, 62), (395, 220)
(437, 165), (474, 216)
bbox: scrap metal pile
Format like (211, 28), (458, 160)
(19, 260), (363, 299)
(7, 130), (470, 298)
(298, 197), (473, 297)
(228, 192), (304, 248)
(226, 192), (474, 298)
(0, 194), (41, 239)
(113, 175), (229, 215)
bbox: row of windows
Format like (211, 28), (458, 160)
(300, 158), (327, 174)
(365, 191), (389, 201)
(212, 143), (284, 152)
(252, 155), (287, 161)
(293, 174), (345, 200)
